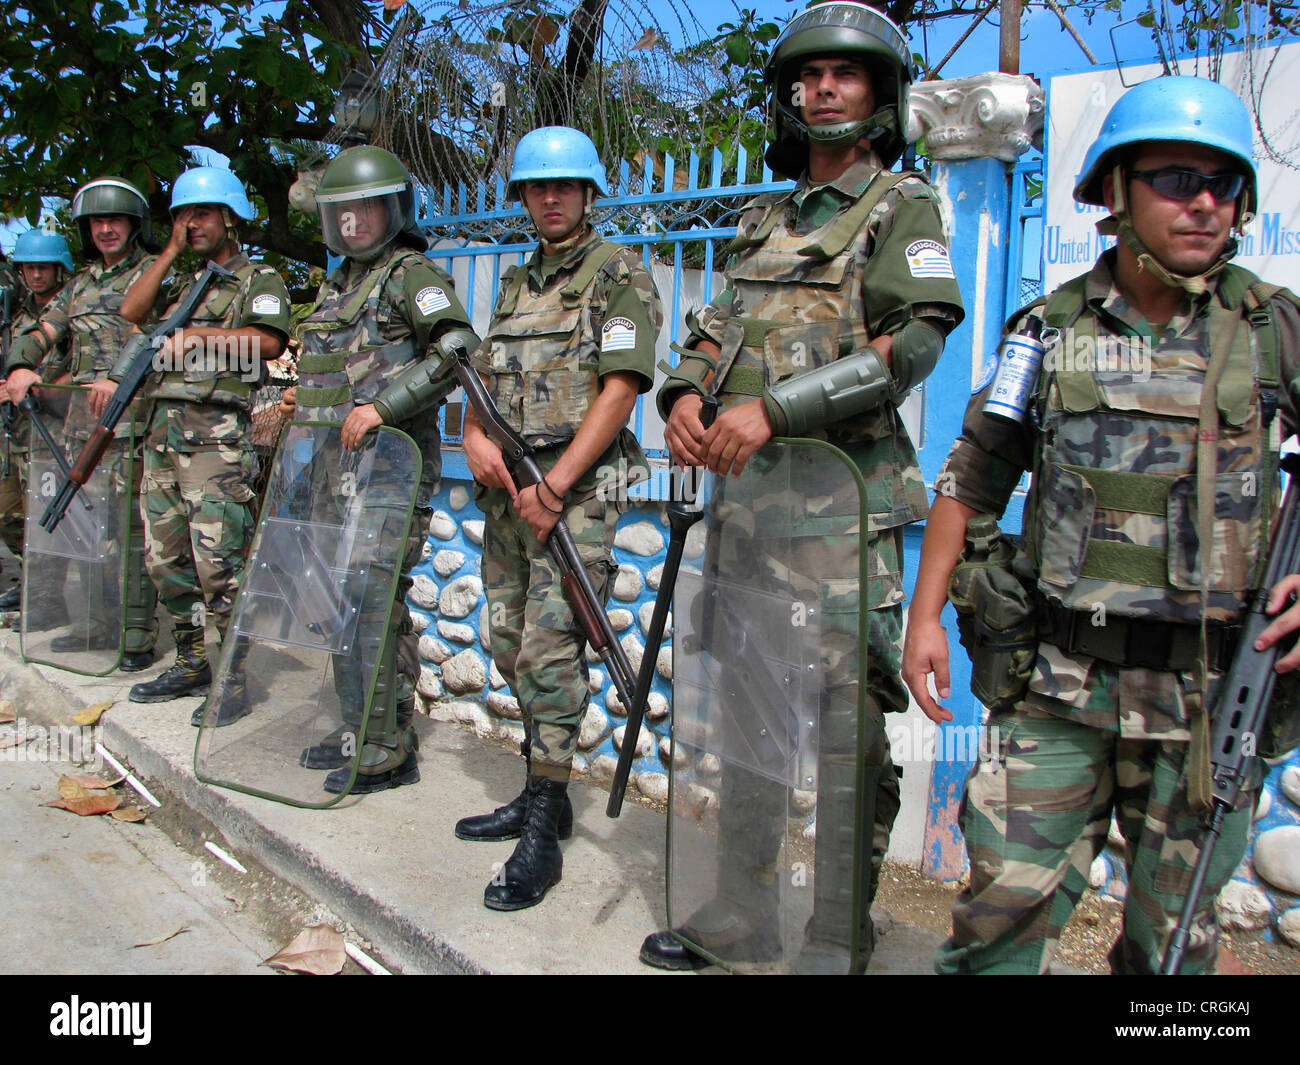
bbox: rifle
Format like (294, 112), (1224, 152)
(39, 260), (234, 534)
(1162, 451), (1300, 974)
(430, 335), (640, 714)
(607, 394), (718, 816)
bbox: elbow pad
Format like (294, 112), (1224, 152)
(890, 319), (945, 393)
(763, 348), (891, 436)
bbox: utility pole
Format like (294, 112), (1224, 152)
(1000, 0), (1022, 74)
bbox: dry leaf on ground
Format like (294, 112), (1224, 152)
(44, 794), (122, 817)
(64, 774), (123, 790)
(72, 700), (113, 726)
(0, 699), (16, 724)
(132, 926), (189, 948)
(110, 806), (147, 823)
(265, 925), (347, 975)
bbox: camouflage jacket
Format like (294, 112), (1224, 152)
(8, 244), (155, 383)
(940, 252), (1300, 737)
(659, 155), (963, 542)
(473, 229), (659, 468)
(141, 253), (290, 452)
(296, 244), (473, 505)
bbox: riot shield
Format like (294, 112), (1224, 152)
(20, 386), (136, 676)
(667, 439), (872, 974)
(194, 422), (419, 808)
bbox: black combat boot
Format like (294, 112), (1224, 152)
(0, 584), (21, 612)
(482, 774), (569, 911)
(129, 626), (211, 703)
(455, 740), (574, 842)
(191, 640), (251, 727)
(120, 648), (156, 673)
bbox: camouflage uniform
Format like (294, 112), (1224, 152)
(659, 155), (963, 961)
(934, 252), (1300, 974)
(0, 265), (25, 565)
(8, 245), (160, 655)
(472, 230), (660, 777)
(294, 245), (473, 740)
(138, 254), (289, 641)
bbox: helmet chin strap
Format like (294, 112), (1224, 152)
(1100, 164), (1235, 298)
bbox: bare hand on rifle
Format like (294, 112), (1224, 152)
(1256, 572), (1300, 671)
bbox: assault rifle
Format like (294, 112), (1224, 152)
(40, 260), (233, 534)
(607, 394), (718, 816)
(1162, 451), (1300, 974)
(429, 334), (640, 714)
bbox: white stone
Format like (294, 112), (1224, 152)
(1255, 788), (1272, 821)
(409, 611), (431, 634)
(612, 564), (642, 602)
(791, 789), (816, 815)
(433, 550), (466, 577)
(620, 633), (645, 677)
(587, 669), (605, 694)
(683, 523), (707, 561)
(1253, 826), (1300, 894)
(448, 485), (469, 510)
(418, 635), (451, 664)
(462, 520), (485, 546)
(409, 574), (439, 609)
(613, 724), (654, 758)
(606, 608), (633, 632)
(450, 700), (494, 737)
(570, 754), (588, 775)
(614, 521), (665, 557)
(659, 735), (689, 770)
(697, 753), (721, 776)
(579, 705), (608, 750)
(489, 660), (507, 690)
(1281, 766), (1300, 808)
(589, 755), (619, 781)
(479, 604), (491, 650)
(439, 575), (483, 619)
(428, 510), (457, 540)
(437, 620), (475, 644)
(906, 72), (1045, 162)
(1215, 880), (1273, 931)
(645, 691), (669, 722)
(802, 820), (817, 841)
(684, 783), (716, 818)
(1107, 816), (1124, 851)
(1089, 856), (1108, 890)
(416, 665), (443, 700)
(657, 645), (673, 681)
(1279, 908), (1300, 949)
(606, 689), (626, 717)
(639, 602), (670, 638)
(441, 649), (487, 694)
(647, 563), (664, 591)
(585, 642), (600, 664)
(635, 772), (670, 804)
(486, 691), (521, 720)
(421, 540), (432, 561)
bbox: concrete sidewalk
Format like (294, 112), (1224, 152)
(0, 626), (943, 975)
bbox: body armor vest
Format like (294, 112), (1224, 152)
(64, 248), (153, 383)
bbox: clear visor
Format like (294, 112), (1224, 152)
(319, 193), (404, 259)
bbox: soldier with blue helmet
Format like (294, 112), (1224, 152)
(90, 165), (290, 724)
(903, 75), (1300, 974)
(455, 126), (661, 911)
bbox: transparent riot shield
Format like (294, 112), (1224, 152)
(21, 386), (137, 676)
(194, 422), (419, 808)
(667, 439), (872, 974)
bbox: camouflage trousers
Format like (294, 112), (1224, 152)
(481, 487), (618, 779)
(935, 692), (1255, 975)
(141, 443), (256, 642)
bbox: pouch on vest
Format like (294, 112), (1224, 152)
(949, 515), (1038, 712)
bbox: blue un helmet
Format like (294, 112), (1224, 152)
(171, 166), (256, 220)
(506, 127), (609, 201)
(1075, 75), (1257, 223)
(12, 229), (75, 273)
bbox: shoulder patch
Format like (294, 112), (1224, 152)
(904, 239), (955, 279)
(601, 315), (637, 352)
(973, 350), (998, 394)
(415, 285), (451, 316)
(250, 293), (282, 315)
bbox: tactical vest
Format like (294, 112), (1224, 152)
(295, 248), (425, 421)
(1027, 264), (1287, 625)
(483, 241), (621, 448)
(150, 255), (270, 410)
(63, 248), (153, 383)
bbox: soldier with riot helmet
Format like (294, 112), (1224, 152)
(643, 0), (962, 972)
(277, 145), (478, 793)
(6, 177), (162, 670)
(902, 75), (1300, 974)
(88, 166), (289, 724)
(456, 126), (661, 911)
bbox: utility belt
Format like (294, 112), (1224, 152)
(1039, 601), (1239, 673)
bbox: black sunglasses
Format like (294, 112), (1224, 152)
(1129, 167), (1246, 203)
